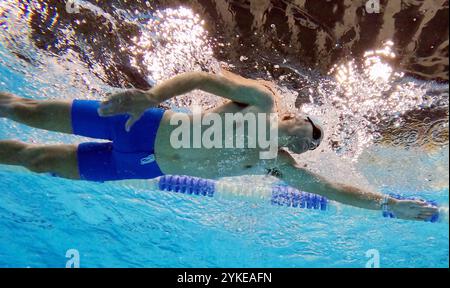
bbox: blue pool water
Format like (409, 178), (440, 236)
(0, 74), (448, 268)
(0, 3), (449, 268)
(0, 167), (448, 268)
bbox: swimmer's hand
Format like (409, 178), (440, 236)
(389, 199), (439, 221)
(98, 89), (159, 132)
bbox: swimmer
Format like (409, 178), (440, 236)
(0, 71), (438, 221)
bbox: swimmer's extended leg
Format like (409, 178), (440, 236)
(0, 92), (72, 134)
(0, 140), (80, 179)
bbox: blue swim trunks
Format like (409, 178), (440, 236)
(71, 100), (166, 182)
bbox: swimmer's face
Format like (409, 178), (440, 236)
(278, 113), (324, 154)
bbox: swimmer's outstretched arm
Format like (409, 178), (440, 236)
(276, 157), (438, 221)
(99, 72), (273, 130)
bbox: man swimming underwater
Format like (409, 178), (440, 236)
(0, 71), (438, 221)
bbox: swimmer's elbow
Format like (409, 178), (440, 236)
(193, 72), (275, 108)
(189, 71), (210, 82)
(237, 85), (274, 109)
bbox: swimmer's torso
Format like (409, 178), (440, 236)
(154, 102), (275, 178)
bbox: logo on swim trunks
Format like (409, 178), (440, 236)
(140, 154), (156, 165)
(169, 105), (279, 160)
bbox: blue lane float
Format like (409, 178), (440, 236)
(156, 176), (442, 222)
(158, 175), (216, 197)
(271, 186), (328, 211)
(158, 175), (327, 210)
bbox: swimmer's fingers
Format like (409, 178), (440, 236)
(418, 212), (435, 218)
(99, 89), (153, 117)
(409, 201), (438, 213)
(98, 103), (124, 116)
(418, 205), (438, 213)
(392, 200), (438, 221)
(405, 199), (431, 208)
(413, 205), (438, 221)
(100, 94), (148, 129)
(103, 91), (126, 105)
(125, 112), (143, 132)
(98, 94), (131, 116)
(415, 213), (435, 221)
(404, 211), (432, 221)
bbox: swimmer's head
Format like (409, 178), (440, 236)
(277, 113), (324, 154)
